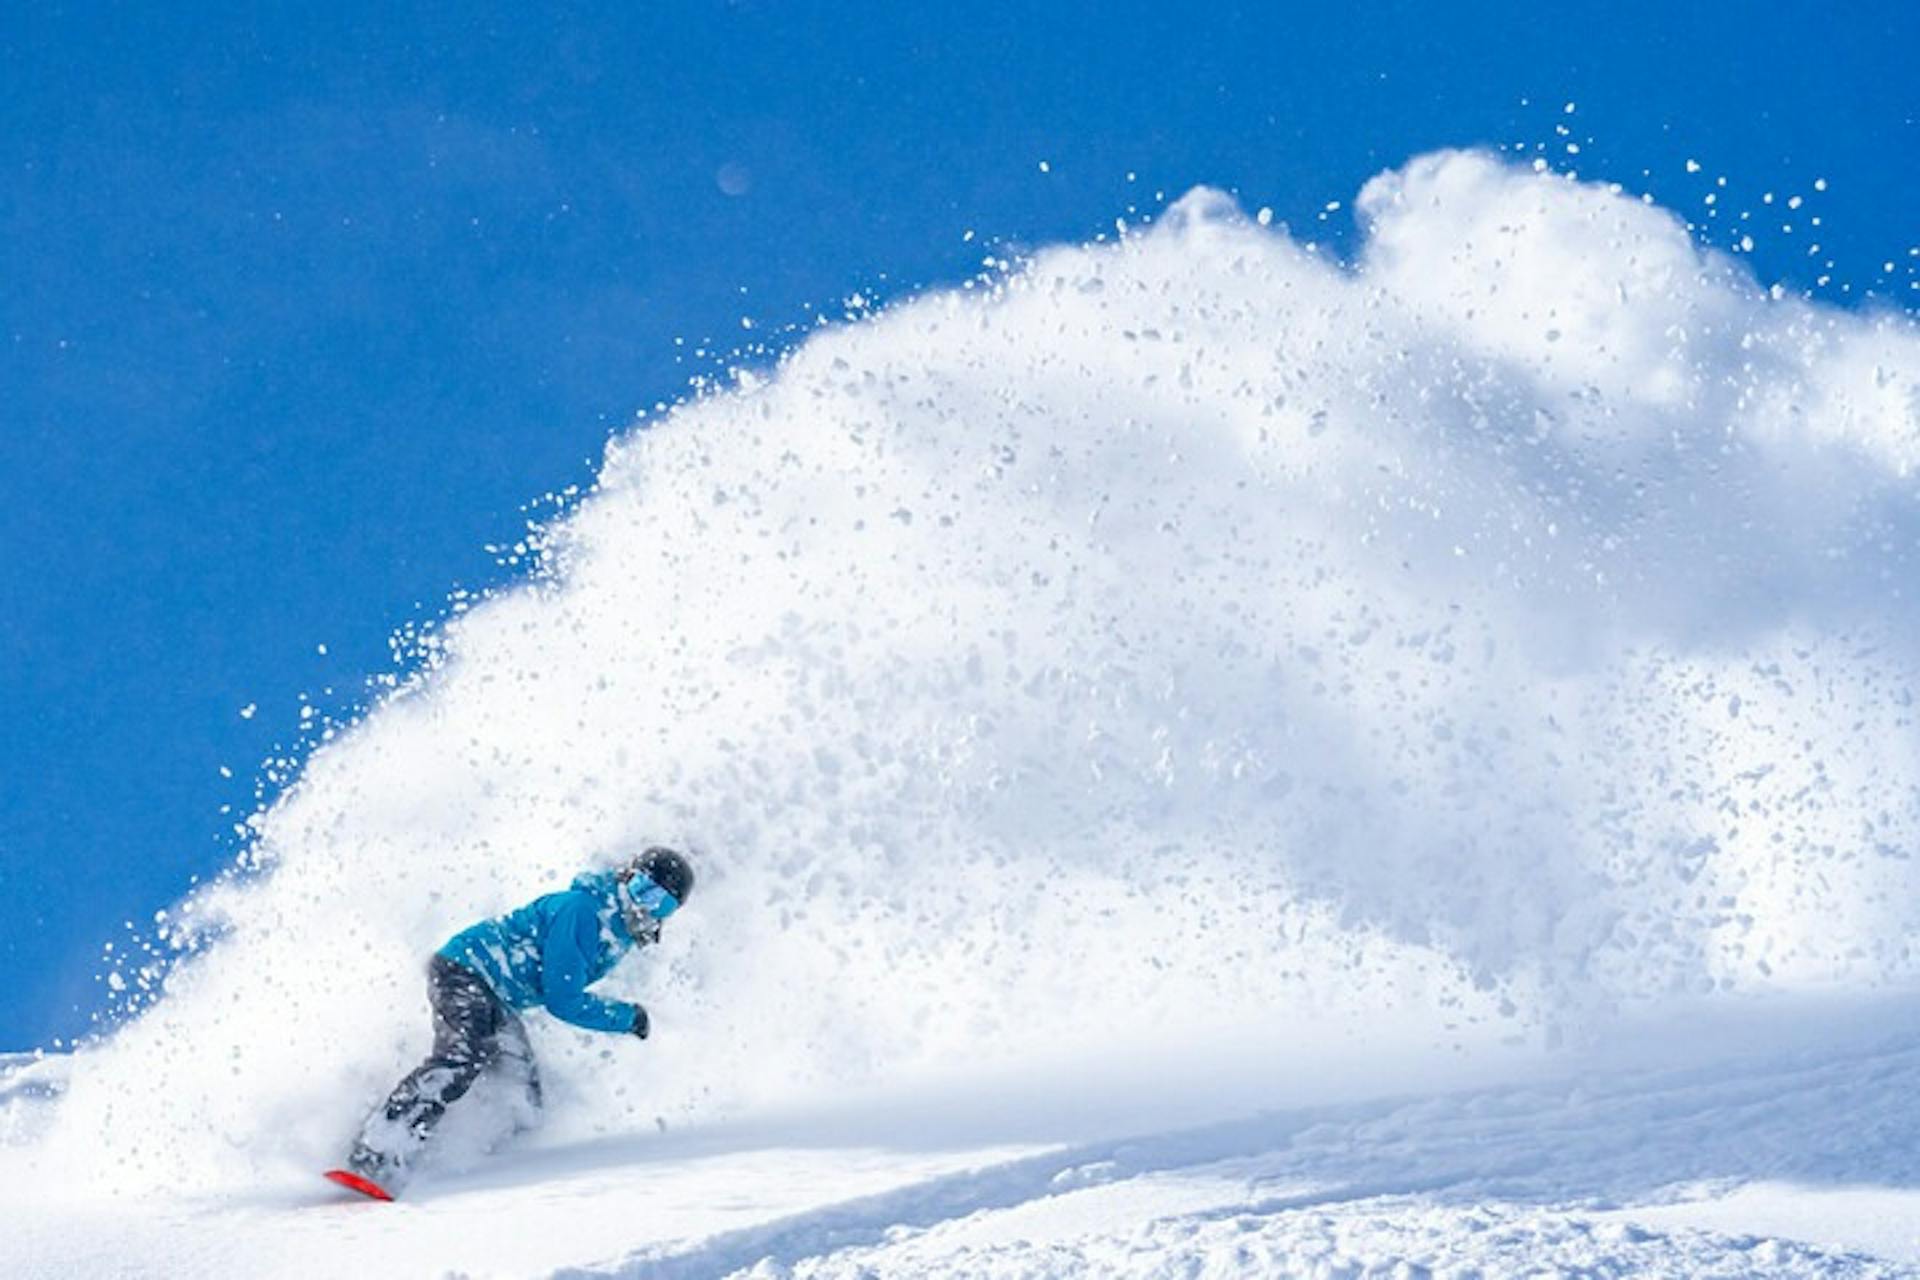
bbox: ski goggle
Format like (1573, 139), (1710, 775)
(623, 874), (680, 922)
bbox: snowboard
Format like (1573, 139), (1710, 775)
(323, 1167), (396, 1201)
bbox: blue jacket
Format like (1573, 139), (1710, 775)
(437, 870), (640, 1034)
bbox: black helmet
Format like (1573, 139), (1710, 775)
(630, 846), (695, 905)
(617, 846), (694, 944)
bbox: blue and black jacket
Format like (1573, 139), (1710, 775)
(437, 869), (640, 1033)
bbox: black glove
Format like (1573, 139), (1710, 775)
(630, 1005), (650, 1040)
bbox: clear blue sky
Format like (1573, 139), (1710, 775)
(2, 2), (1914, 1049)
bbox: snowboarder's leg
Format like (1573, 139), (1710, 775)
(494, 1009), (544, 1134)
(349, 955), (506, 1186)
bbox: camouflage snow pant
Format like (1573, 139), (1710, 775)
(350, 954), (541, 1181)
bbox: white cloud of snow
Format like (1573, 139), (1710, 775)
(20, 149), (1920, 1197)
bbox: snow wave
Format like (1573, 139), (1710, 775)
(24, 149), (1920, 1194)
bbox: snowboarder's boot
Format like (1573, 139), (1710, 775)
(324, 1143), (404, 1201)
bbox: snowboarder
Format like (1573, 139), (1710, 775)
(327, 846), (695, 1200)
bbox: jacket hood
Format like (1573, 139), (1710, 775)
(570, 868), (624, 911)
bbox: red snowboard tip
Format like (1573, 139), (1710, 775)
(324, 1168), (395, 1201)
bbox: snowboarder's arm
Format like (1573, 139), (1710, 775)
(539, 898), (641, 1034)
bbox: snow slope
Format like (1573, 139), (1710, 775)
(5, 149), (1920, 1275)
(7, 1017), (1920, 1276)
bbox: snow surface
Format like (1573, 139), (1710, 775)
(6, 149), (1920, 1276)
(9, 1023), (1920, 1276)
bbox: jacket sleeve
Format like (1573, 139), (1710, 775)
(539, 895), (639, 1034)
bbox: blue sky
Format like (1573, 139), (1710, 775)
(2, 2), (1914, 1049)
